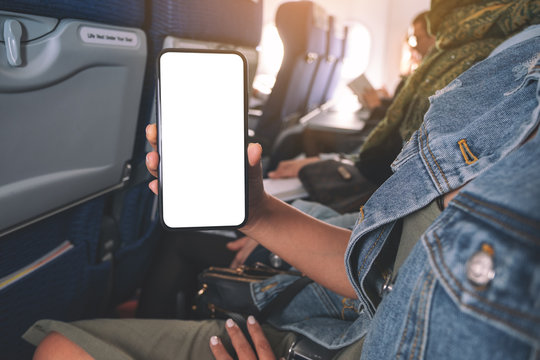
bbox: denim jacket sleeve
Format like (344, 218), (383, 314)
(359, 130), (540, 360)
(349, 25), (540, 360)
(346, 27), (540, 317)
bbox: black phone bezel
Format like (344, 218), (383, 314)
(156, 48), (249, 231)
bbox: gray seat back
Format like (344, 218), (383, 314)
(0, 11), (147, 235)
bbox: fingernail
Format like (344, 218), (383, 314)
(210, 336), (219, 346)
(146, 153), (150, 163)
(226, 319), (235, 328)
(247, 315), (256, 325)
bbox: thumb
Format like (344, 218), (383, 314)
(247, 143), (264, 190)
(247, 143), (263, 167)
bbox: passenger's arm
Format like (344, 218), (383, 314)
(240, 143), (353, 297)
(145, 124), (356, 298)
(244, 194), (354, 297)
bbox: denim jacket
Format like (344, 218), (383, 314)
(359, 130), (540, 360)
(251, 26), (540, 352)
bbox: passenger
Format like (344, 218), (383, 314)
(360, 10), (435, 118)
(24, 20), (540, 360)
(301, 11), (435, 158)
(267, 1), (485, 181)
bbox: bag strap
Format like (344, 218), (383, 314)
(257, 276), (313, 322)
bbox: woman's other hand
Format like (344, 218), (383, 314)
(210, 317), (278, 360)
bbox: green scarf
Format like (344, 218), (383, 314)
(358, 0), (540, 183)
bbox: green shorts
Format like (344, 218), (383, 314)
(23, 318), (364, 359)
(23, 318), (296, 360)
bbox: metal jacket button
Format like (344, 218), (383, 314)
(381, 270), (394, 295)
(466, 244), (495, 287)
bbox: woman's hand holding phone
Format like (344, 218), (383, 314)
(144, 123), (268, 232)
(145, 124), (159, 194)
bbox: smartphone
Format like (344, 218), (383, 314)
(157, 49), (248, 230)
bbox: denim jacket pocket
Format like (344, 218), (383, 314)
(423, 197), (540, 347)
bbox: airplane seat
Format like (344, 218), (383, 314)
(0, 0), (145, 26)
(0, 0), (146, 357)
(253, 0), (329, 155)
(323, 25), (349, 104)
(265, 12), (340, 172)
(304, 15), (336, 112)
(0, 207), (101, 358)
(125, 0), (262, 183)
(110, 182), (159, 305)
(111, 0), (264, 308)
(268, 24), (350, 171)
(291, 25), (352, 158)
(149, 0), (262, 55)
(137, 0), (263, 152)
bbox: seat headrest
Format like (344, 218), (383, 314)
(151, 0), (263, 48)
(276, 1), (329, 56)
(0, 0), (145, 27)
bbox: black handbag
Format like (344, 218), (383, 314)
(192, 263), (312, 322)
(193, 263), (341, 360)
(298, 160), (378, 213)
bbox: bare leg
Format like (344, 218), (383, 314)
(33, 332), (93, 360)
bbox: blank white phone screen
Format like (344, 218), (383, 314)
(159, 51), (246, 228)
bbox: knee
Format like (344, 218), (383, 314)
(33, 332), (93, 360)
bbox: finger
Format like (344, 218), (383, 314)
(231, 239), (257, 268)
(267, 171), (279, 179)
(247, 143), (263, 167)
(267, 166), (290, 179)
(225, 319), (257, 360)
(246, 316), (276, 360)
(148, 179), (158, 195)
(146, 124), (158, 150)
(234, 240), (258, 266)
(267, 160), (290, 178)
(229, 254), (244, 269)
(145, 151), (159, 178)
(267, 169), (289, 179)
(209, 336), (234, 360)
(226, 237), (248, 251)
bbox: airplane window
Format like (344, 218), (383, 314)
(253, 24), (284, 95)
(251, 18), (373, 112)
(333, 22), (371, 110)
(341, 23), (371, 81)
